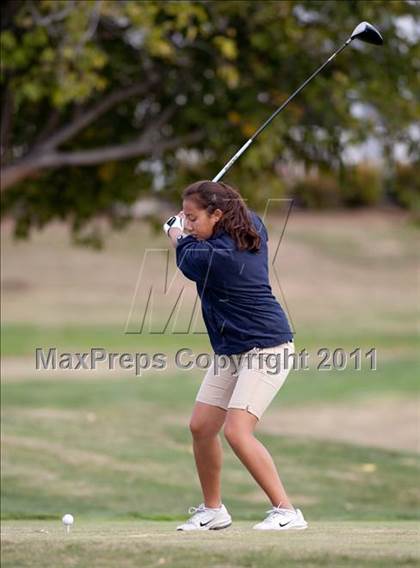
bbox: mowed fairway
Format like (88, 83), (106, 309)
(1, 210), (420, 566)
(2, 520), (419, 568)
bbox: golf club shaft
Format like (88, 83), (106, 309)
(212, 38), (352, 182)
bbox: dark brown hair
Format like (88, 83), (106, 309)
(182, 180), (261, 252)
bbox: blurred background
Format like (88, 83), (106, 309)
(1, 0), (419, 542)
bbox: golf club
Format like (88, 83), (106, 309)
(212, 21), (383, 183)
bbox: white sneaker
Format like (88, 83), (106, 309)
(176, 503), (232, 531)
(253, 506), (308, 531)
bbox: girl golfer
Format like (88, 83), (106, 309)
(163, 180), (307, 531)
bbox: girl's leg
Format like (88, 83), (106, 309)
(223, 408), (293, 509)
(189, 401), (227, 509)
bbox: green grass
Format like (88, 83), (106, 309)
(0, 323), (212, 357)
(1, 322), (419, 357)
(1, 521), (419, 568)
(2, 212), (419, 566)
(2, 373), (419, 522)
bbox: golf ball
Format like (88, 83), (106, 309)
(62, 514), (74, 526)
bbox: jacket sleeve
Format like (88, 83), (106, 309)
(175, 236), (213, 283)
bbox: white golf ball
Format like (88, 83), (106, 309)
(62, 514), (74, 526)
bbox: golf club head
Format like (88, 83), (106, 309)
(350, 21), (383, 45)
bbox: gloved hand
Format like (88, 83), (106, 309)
(163, 214), (184, 236)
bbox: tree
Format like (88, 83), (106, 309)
(1, 0), (419, 245)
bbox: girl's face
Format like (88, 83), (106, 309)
(182, 198), (222, 240)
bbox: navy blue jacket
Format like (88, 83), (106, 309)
(175, 211), (293, 355)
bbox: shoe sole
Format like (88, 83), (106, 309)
(177, 520), (232, 531)
(210, 521), (232, 530)
(253, 524), (308, 531)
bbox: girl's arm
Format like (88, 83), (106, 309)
(167, 227), (183, 248)
(163, 211), (185, 248)
(164, 212), (211, 282)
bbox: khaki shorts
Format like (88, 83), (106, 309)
(195, 342), (295, 420)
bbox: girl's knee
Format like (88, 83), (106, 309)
(224, 408), (257, 446)
(189, 418), (220, 439)
(223, 423), (250, 447)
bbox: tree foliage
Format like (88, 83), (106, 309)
(1, 0), (419, 245)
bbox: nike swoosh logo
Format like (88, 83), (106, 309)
(279, 520), (292, 527)
(200, 519), (212, 527)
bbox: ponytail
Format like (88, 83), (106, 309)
(182, 180), (261, 252)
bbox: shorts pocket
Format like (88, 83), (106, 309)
(245, 343), (295, 377)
